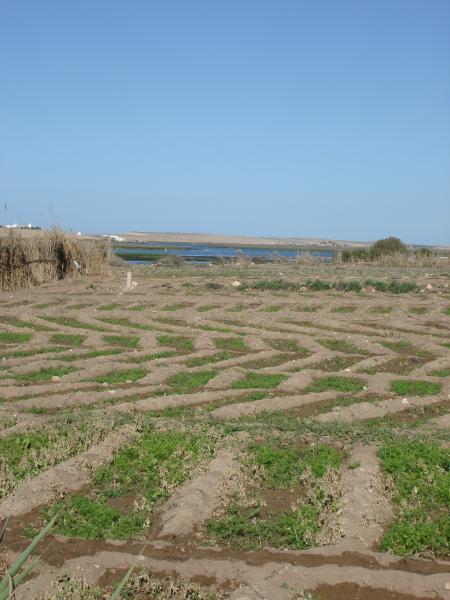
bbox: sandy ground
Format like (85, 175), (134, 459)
(0, 261), (449, 599)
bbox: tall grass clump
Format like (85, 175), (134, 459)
(0, 230), (111, 291)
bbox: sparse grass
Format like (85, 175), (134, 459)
(226, 304), (247, 312)
(232, 372), (286, 389)
(185, 351), (233, 367)
(0, 414), (127, 497)
(381, 340), (431, 358)
(67, 303), (93, 310)
(197, 324), (234, 334)
(50, 333), (86, 346)
(48, 430), (212, 539)
(162, 303), (190, 311)
(56, 348), (126, 362)
(214, 337), (248, 352)
(249, 441), (343, 487)
(363, 356), (429, 376)
(444, 307), (450, 316)
(94, 368), (146, 385)
(167, 370), (217, 389)
(241, 353), (296, 370)
(429, 367), (450, 377)
(305, 376), (365, 393)
(0, 315), (52, 331)
(391, 380), (442, 396)
(317, 338), (367, 355)
(97, 303), (120, 311)
(96, 317), (154, 331)
(310, 355), (362, 372)
(295, 305), (319, 312)
(102, 335), (140, 347)
(370, 306), (393, 314)
(196, 304), (221, 312)
(207, 442), (343, 550)
(379, 440), (450, 557)
(127, 350), (178, 363)
(332, 306), (356, 313)
(0, 346), (66, 360)
(40, 316), (107, 332)
(409, 307), (428, 315)
(16, 366), (77, 383)
(0, 332), (32, 344)
(261, 305), (284, 312)
(266, 338), (309, 355)
(157, 335), (194, 352)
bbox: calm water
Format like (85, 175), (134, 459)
(116, 243), (335, 263)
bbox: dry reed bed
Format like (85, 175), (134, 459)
(0, 231), (110, 291)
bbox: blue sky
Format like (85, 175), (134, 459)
(1, 0), (449, 244)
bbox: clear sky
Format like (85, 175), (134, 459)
(1, 0), (449, 244)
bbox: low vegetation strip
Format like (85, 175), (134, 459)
(47, 429), (213, 539)
(207, 441), (343, 549)
(378, 440), (450, 557)
(238, 278), (419, 294)
(0, 414), (128, 498)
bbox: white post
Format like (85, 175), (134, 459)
(126, 270), (132, 290)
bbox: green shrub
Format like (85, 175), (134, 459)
(370, 237), (407, 258)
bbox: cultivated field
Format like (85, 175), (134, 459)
(0, 262), (449, 600)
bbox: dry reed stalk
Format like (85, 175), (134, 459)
(0, 230), (111, 292)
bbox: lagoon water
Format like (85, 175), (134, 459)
(116, 243), (335, 263)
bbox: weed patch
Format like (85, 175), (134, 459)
(16, 366), (77, 383)
(49, 430), (212, 539)
(185, 351), (233, 367)
(379, 440), (450, 557)
(0, 332), (32, 344)
(214, 337), (248, 352)
(391, 380), (442, 396)
(40, 316), (107, 332)
(232, 372), (286, 389)
(157, 335), (194, 352)
(267, 338), (309, 355)
(208, 442), (342, 549)
(103, 334), (140, 348)
(305, 376), (365, 393)
(50, 333), (86, 346)
(167, 370), (217, 390)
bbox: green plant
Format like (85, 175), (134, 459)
(305, 376), (365, 393)
(370, 236), (407, 257)
(49, 430), (211, 539)
(267, 338), (308, 354)
(50, 333), (86, 346)
(40, 316), (107, 331)
(103, 335), (140, 347)
(391, 380), (442, 396)
(185, 351), (233, 367)
(16, 366), (77, 383)
(214, 337), (248, 352)
(332, 305), (356, 313)
(157, 335), (194, 352)
(381, 340), (431, 358)
(0, 332), (32, 344)
(232, 372), (286, 389)
(98, 303), (120, 311)
(0, 516), (56, 600)
(379, 440), (450, 557)
(167, 370), (217, 389)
